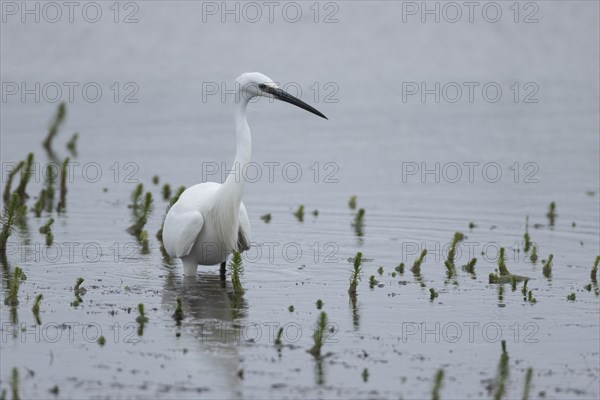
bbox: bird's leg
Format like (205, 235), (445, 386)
(220, 262), (226, 281)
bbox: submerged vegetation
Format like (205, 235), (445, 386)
(56, 157), (70, 212)
(348, 252), (363, 296)
(4, 267), (26, 306)
(493, 341), (510, 400)
(489, 247), (527, 284)
(39, 218), (54, 246)
(542, 254), (554, 279)
(444, 232), (464, 276)
(293, 205), (304, 222)
(308, 311), (328, 358)
(411, 249), (427, 274)
(128, 192), (154, 238)
(32, 294), (43, 325)
(432, 368), (444, 400)
(229, 251), (245, 295)
(0, 193), (23, 255)
(43, 101), (67, 152)
(546, 202), (557, 226)
(352, 208), (365, 236)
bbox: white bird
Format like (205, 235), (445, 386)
(163, 72), (327, 277)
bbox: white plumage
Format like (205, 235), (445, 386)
(162, 72), (327, 276)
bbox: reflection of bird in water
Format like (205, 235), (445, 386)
(161, 270), (248, 398)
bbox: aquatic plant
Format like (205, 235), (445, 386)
(432, 368), (444, 400)
(523, 216), (531, 252)
(352, 208), (365, 236)
(469, 222), (476, 229)
(15, 153), (34, 202)
(395, 263), (405, 274)
(39, 218), (54, 246)
(127, 192), (153, 237)
(530, 245), (538, 263)
(493, 341), (510, 400)
(528, 290), (537, 304)
(140, 230), (149, 254)
(130, 183), (144, 210)
(11, 367), (19, 400)
(44, 164), (57, 213)
(288, 305), (294, 312)
(546, 202), (556, 226)
(444, 232), (464, 274)
(32, 294), (43, 324)
(377, 266), (384, 275)
(56, 157), (70, 212)
(498, 247), (510, 276)
(260, 213), (272, 223)
(66, 132), (79, 155)
(462, 258), (477, 274)
(316, 299), (323, 309)
(498, 285), (504, 303)
(74, 277), (85, 295)
(348, 252), (363, 296)
(542, 254), (553, 279)
(592, 256), (599, 282)
(566, 293), (576, 301)
(136, 303), (148, 335)
(362, 368), (369, 382)
(161, 183), (171, 200)
(522, 367), (533, 400)
(274, 327), (284, 346)
(0, 193), (22, 254)
(152, 175), (159, 185)
(43, 101), (67, 152)
(429, 288), (439, 301)
(294, 205), (304, 222)
(348, 195), (357, 210)
(97, 336), (106, 347)
(3, 161), (24, 203)
(229, 251), (244, 295)
(308, 311), (327, 358)
(4, 267), (25, 306)
(173, 297), (184, 323)
(312, 209), (319, 217)
(584, 283), (592, 292)
(411, 249), (427, 274)
(369, 275), (377, 288)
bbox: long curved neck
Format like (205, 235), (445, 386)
(220, 97), (251, 206)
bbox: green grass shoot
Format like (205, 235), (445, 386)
(229, 251), (244, 295)
(4, 266), (25, 306)
(152, 175), (159, 185)
(444, 232), (464, 274)
(567, 292), (576, 301)
(97, 336), (106, 346)
(1, 193), (22, 254)
(352, 208), (365, 236)
(411, 249), (427, 274)
(462, 258), (477, 274)
(348, 252), (363, 296)
(522, 367), (533, 400)
(32, 294), (43, 324)
(395, 263), (405, 274)
(523, 216), (531, 252)
(429, 288), (439, 301)
(348, 195), (357, 210)
(43, 101), (66, 151)
(542, 254), (553, 278)
(66, 132), (79, 155)
(308, 311), (328, 358)
(39, 218), (54, 246)
(293, 205), (304, 222)
(127, 192), (153, 237)
(498, 247), (510, 276)
(362, 368), (369, 382)
(274, 327), (284, 346)
(546, 202), (556, 226)
(316, 299), (323, 309)
(15, 153), (34, 202)
(3, 161), (24, 203)
(592, 255), (599, 282)
(377, 266), (384, 275)
(56, 157), (69, 212)
(432, 368), (444, 400)
(530, 245), (538, 263)
(140, 230), (149, 254)
(11, 367), (19, 400)
(130, 183), (144, 210)
(493, 341), (510, 400)
(44, 164), (57, 212)
(369, 275), (377, 288)
(173, 297), (184, 323)
(136, 303), (148, 335)
(162, 183), (172, 200)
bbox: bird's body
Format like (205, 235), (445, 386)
(162, 72), (326, 276)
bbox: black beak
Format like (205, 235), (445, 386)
(267, 87), (328, 120)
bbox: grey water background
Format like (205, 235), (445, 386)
(1, 1), (599, 399)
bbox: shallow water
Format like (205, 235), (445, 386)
(1, 1), (599, 399)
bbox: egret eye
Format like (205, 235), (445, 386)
(258, 83), (267, 90)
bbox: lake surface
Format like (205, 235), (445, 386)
(1, 1), (599, 398)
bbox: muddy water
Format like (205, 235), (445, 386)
(1, 1), (599, 399)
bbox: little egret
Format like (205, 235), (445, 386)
(163, 72), (327, 277)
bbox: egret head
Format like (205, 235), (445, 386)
(235, 72), (327, 119)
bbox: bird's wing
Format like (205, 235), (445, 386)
(163, 209), (204, 258)
(237, 202), (251, 251)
